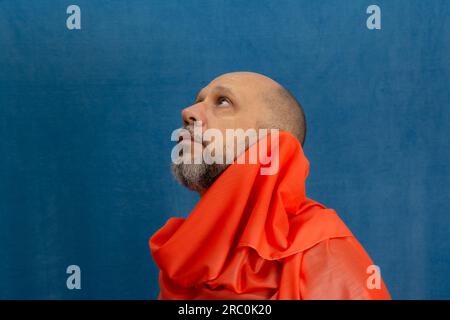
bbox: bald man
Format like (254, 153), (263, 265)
(149, 72), (391, 300)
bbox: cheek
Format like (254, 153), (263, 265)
(228, 118), (255, 132)
(208, 106), (237, 124)
(204, 114), (234, 132)
(205, 106), (254, 132)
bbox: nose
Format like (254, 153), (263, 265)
(181, 103), (206, 127)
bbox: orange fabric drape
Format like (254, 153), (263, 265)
(149, 131), (391, 299)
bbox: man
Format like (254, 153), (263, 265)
(149, 72), (391, 299)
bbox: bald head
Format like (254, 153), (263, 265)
(208, 71), (307, 146)
(261, 83), (307, 146)
(174, 71), (307, 194)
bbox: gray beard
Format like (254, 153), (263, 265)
(170, 123), (251, 193)
(171, 161), (229, 194)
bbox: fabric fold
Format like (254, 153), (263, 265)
(149, 131), (390, 299)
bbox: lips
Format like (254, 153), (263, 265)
(178, 132), (203, 144)
(178, 135), (198, 143)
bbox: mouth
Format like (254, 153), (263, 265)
(178, 137), (206, 151)
(178, 135), (196, 143)
(178, 131), (204, 144)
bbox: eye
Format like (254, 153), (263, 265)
(217, 96), (231, 107)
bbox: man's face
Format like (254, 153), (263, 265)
(182, 73), (267, 138)
(172, 72), (276, 194)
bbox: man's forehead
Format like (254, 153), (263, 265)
(197, 84), (232, 96)
(209, 72), (262, 88)
(194, 73), (281, 103)
(195, 80), (240, 100)
(196, 74), (264, 98)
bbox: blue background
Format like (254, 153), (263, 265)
(0, 0), (449, 299)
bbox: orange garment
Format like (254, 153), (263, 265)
(149, 132), (391, 299)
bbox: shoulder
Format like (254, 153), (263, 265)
(299, 237), (391, 299)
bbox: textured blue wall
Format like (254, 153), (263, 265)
(0, 0), (449, 299)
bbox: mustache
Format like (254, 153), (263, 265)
(177, 124), (208, 147)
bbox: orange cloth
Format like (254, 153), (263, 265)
(149, 132), (391, 299)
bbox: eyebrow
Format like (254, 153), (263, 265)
(195, 85), (235, 103)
